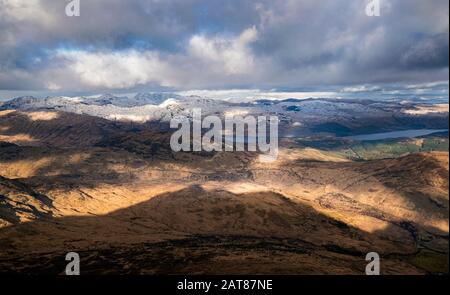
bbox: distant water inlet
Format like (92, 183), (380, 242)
(343, 129), (449, 141)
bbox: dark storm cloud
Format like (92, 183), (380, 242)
(0, 0), (448, 93)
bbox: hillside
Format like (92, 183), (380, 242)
(0, 108), (448, 274)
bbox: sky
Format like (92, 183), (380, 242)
(0, 0), (448, 100)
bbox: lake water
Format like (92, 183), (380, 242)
(343, 129), (449, 141)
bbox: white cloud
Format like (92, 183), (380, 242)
(0, 0), (53, 24)
(188, 26), (258, 75)
(405, 81), (449, 90)
(56, 49), (176, 89)
(340, 85), (382, 93)
(45, 27), (261, 90)
(0, 0), (448, 93)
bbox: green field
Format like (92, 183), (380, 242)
(296, 134), (449, 160)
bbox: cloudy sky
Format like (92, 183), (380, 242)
(0, 0), (448, 99)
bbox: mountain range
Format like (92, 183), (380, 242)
(0, 94), (448, 274)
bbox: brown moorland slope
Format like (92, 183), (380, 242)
(0, 110), (448, 274)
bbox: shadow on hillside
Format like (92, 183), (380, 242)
(0, 185), (447, 275)
(289, 152), (449, 231)
(0, 111), (448, 274)
(0, 113), (263, 196)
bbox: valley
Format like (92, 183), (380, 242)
(0, 95), (448, 274)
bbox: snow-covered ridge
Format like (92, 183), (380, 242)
(1, 92), (440, 125)
(0, 93), (232, 123)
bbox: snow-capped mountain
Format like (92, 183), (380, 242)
(0, 93), (231, 122)
(1, 93), (447, 134)
(133, 92), (183, 106)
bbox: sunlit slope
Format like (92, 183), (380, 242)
(0, 109), (448, 274)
